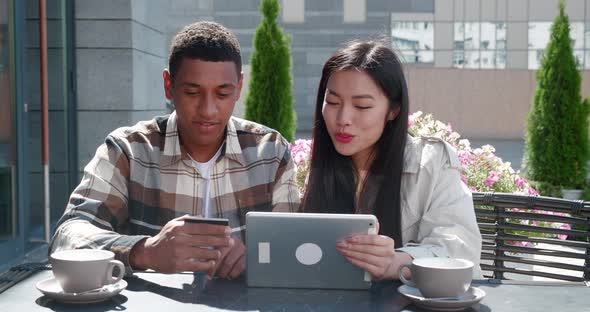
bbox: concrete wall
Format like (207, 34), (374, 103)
(73, 0), (590, 157)
(75, 0), (168, 169)
(163, 0), (433, 135)
(407, 68), (590, 139)
(158, 0), (590, 140)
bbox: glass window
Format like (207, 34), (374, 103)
(464, 23), (480, 49)
(464, 51), (480, 68)
(392, 20), (434, 64)
(574, 50), (584, 68)
(528, 50), (544, 70)
(585, 23), (590, 49)
(528, 22), (552, 50)
(528, 22), (587, 69)
(0, 0), (15, 241)
(496, 22), (506, 50)
(453, 50), (465, 68)
(480, 51), (496, 69)
(23, 0), (76, 246)
(495, 50), (507, 69)
(585, 50), (590, 69)
(570, 23), (584, 49)
(480, 23), (496, 50)
(454, 22), (506, 69)
(454, 23), (464, 48)
(399, 50), (433, 64)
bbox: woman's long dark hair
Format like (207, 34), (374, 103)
(302, 40), (409, 247)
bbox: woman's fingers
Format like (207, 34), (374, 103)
(337, 241), (395, 258)
(341, 234), (395, 247)
(336, 234), (397, 280)
(337, 247), (390, 269)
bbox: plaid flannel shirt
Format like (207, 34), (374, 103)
(49, 111), (301, 273)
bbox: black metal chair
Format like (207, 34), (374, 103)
(472, 192), (590, 282)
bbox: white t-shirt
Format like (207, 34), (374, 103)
(189, 144), (223, 218)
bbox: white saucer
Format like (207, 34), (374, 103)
(398, 285), (485, 311)
(36, 277), (127, 304)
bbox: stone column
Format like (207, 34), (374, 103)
(75, 0), (167, 168)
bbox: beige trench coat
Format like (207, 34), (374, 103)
(396, 136), (482, 277)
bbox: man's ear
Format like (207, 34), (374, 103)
(235, 72), (244, 102)
(163, 69), (173, 100)
(388, 106), (401, 121)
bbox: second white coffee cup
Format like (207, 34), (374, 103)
(398, 257), (473, 298)
(50, 249), (125, 293)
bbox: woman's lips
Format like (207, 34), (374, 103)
(335, 132), (353, 143)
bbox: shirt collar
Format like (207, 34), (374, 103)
(403, 135), (421, 174)
(222, 117), (246, 166)
(161, 112), (245, 167)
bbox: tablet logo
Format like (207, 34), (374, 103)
(295, 243), (322, 265)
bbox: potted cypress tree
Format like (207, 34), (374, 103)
(524, 0), (590, 200)
(244, 0), (296, 141)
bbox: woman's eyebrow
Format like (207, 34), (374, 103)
(351, 94), (375, 100)
(326, 89), (341, 98)
(327, 89), (375, 100)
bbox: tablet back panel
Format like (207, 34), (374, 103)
(246, 212), (377, 289)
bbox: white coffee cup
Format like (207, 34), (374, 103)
(50, 249), (125, 293)
(398, 257), (473, 298)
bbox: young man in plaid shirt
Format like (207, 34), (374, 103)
(50, 21), (300, 279)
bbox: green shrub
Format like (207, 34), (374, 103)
(529, 180), (562, 198)
(244, 0), (296, 141)
(524, 0), (590, 190)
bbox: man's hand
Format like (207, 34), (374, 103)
(211, 237), (246, 279)
(130, 216), (234, 274)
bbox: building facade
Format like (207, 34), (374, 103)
(1, 0), (590, 270)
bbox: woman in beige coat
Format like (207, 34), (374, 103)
(302, 40), (481, 281)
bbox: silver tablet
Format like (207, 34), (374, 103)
(246, 212), (377, 289)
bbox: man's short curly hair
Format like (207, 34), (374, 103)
(168, 21), (242, 81)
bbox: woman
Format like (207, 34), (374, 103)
(302, 40), (481, 281)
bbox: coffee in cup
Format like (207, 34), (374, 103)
(398, 257), (473, 298)
(50, 249), (125, 293)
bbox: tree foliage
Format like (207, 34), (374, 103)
(244, 0), (296, 141)
(525, 0), (590, 189)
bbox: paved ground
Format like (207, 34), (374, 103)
(469, 139), (525, 171)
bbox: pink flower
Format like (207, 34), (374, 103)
(557, 223), (571, 240)
(291, 139), (312, 166)
(483, 171), (500, 187)
(405, 111), (570, 248)
(293, 151), (308, 166)
(457, 150), (471, 167)
(527, 187), (539, 196)
(514, 241), (534, 248)
(514, 175), (526, 188)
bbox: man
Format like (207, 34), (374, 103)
(49, 21), (300, 279)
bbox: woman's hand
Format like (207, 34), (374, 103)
(336, 234), (412, 281)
